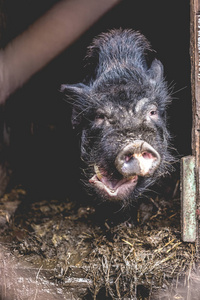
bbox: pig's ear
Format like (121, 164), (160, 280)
(60, 83), (88, 129)
(148, 59), (164, 84)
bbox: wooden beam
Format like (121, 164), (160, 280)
(0, 0), (122, 106)
(190, 0), (200, 242)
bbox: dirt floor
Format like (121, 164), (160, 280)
(0, 178), (199, 300)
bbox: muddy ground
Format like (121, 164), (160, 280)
(0, 176), (199, 300)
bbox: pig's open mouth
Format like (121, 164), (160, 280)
(89, 165), (138, 200)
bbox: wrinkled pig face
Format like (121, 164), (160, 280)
(71, 86), (173, 205)
(62, 29), (174, 206)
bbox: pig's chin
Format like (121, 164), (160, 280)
(89, 165), (138, 201)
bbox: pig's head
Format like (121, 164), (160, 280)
(61, 29), (174, 206)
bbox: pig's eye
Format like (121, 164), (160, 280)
(150, 109), (157, 116)
(96, 113), (105, 120)
(94, 112), (106, 125)
(149, 105), (158, 119)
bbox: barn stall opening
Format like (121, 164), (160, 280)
(0, 0), (198, 299)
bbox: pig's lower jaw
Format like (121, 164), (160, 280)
(89, 169), (138, 200)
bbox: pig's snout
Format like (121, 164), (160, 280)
(115, 140), (161, 177)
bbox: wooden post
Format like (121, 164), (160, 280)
(181, 156), (196, 242)
(190, 0), (200, 244)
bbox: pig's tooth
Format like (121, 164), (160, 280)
(94, 165), (103, 180)
(130, 175), (137, 180)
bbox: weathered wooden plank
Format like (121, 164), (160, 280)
(181, 156), (196, 242)
(190, 0), (200, 243)
(0, 246), (90, 299)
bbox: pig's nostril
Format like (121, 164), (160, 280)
(125, 153), (133, 162)
(142, 151), (154, 160)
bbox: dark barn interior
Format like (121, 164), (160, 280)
(0, 0), (196, 299)
(3, 0), (192, 198)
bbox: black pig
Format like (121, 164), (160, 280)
(62, 29), (174, 207)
